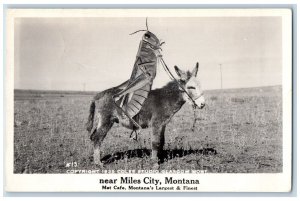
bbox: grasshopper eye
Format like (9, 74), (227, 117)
(145, 34), (150, 38)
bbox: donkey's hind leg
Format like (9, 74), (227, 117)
(90, 113), (114, 166)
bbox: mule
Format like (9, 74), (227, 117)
(86, 63), (205, 166)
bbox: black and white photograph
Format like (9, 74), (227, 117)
(5, 8), (292, 192)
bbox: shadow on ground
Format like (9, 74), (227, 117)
(100, 148), (217, 164)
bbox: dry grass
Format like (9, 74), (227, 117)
(14, 86), (282, 173)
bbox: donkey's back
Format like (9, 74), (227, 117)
(87, 81), (184, 135)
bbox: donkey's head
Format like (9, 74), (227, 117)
(174, 62), (205, 109)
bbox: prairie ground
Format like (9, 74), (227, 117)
(13, 86), (282, 173)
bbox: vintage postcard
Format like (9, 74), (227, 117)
(5, 8), (292, 192)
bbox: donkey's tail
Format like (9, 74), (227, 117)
(86, 100), (95, 132)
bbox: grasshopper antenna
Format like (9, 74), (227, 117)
(129, 18), (149, 35)
(129, 29), (147, 35)
(146, 17), (149, 31)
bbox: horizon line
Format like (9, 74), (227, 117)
(14, 84), (282, 93)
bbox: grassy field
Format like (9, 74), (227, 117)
(14, 86), (282, 173)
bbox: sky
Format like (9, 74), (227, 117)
(14, 17), (282, 91)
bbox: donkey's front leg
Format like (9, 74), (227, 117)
(151, 125), (166, 162)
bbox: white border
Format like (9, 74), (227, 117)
(4, 9), (292, 192)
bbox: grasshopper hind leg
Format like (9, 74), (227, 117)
(130, 129), (140, 141)
(129, 122), (142, 141)
(112, 95), (142, 140)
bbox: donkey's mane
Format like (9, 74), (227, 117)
(152, 80), (181, 97)
(162, 80), (180, 91)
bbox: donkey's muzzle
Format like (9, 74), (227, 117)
(194, 95), (205, 109)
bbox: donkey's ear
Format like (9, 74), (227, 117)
(192, 62), (199, 77)
(174, 65), (184, 77)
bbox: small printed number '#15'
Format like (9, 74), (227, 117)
(65, 162), (78, 168)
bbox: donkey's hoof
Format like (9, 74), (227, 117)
(93, 149), (102, 167)
(149, 156), (160, 168)
(94, 161), (104, 168)
(149, 159), (160, 170)
(152, 163), (159, 170)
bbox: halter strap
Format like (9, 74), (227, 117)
(159, 57), (199, 108)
